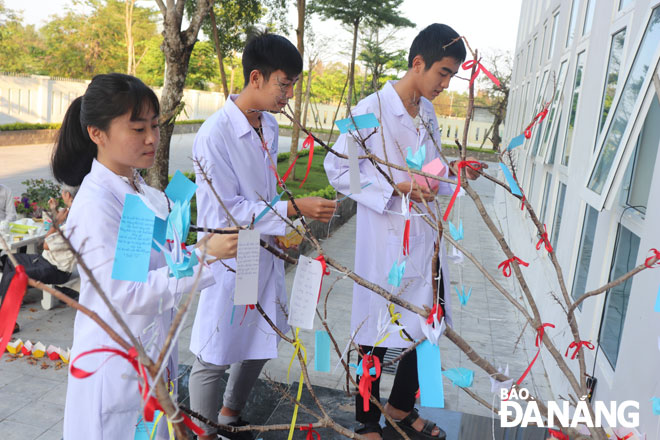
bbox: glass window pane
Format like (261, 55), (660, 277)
(539, 173), (553, 223)
(530, 71), (550, 156)
(566, 0), (580, 47)
(562, 51), (586, 166)
(583, 0), (595, 35)
(619, 0), (633, 11)
(599, 225), (640, 368)
(626, 97), (660, 213)
(539, 61), (568, 158)
(597, 30), (627, 136)
(548, 108), (563, 164)
(589, 7), (660, 194)
(541, 24), (548, 66)
(550, 183), (567, 249)
(548, 12), (560, 60)
(572, 206), (599, 308)
(527, 163), (537, 203)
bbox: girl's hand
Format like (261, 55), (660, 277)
(197, 228), (239, 260)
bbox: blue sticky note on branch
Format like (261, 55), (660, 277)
(335, 113), (380, 133)
(315, 330), (331, 373)
(112, 194), (155, 282)
(507, 134), (525, 151)
(499, 162), (522, 196)
(416, 340), (444, 408)
(165, 170), (197, 203)
(442, 367), (474, 387)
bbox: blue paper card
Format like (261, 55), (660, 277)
(651, 397), (660, 415)
(455, 286), (472, 306)
(507, 134), (525, 151)
(406, 144), (426, 170)
(165, 170), (197, 203)
(416, 340), (445, 408)
(449, 220), (464, 241)
(112, 194), (155, 282)
(315, 330), (331, 373)
(254, 192), (283, 225)
(152, 217), (167, 251)
(654, 285), (660, 312)
(335, 113), (380, 133)
(388, 260), (406, 287)
(442, 367), (474, 387)
(499, 162), (522, 196)
(134, 413), (156, 440)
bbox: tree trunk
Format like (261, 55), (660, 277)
(288, 0), (305, 180)
(302, 59), (314, 127)
(125, 0), (136, 75)
(491, 114), (502, 151)
(346, 19), (360, 113)
(230, 65), (235, 94)
(209, 10), (229, 98)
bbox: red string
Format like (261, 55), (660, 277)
(461, 60), (501, 88)
(314, 255), (330, 302)
(523, 108), (549, 139)
(402, 221), (411, 256)
(70, 347), (204, 435)
(358, 354), (381, 412)
(426, 304), (444, 325)
(497, 256), (529, 277)
(504, 323), (554, 400)
(300, 423), (321, 440)
(644, 248), (660, 268)
(536, 224), (553, 254)
(564, 341), (595, 360)
(548, 428), (569, 440)
(0, 265), (28, 356)
(299, 134), (315, 188)
(240, 304), (256, 326)
(443, 160), (483, 222)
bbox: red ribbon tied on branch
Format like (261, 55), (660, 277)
(505, 323), (554, 400)
(70, 347), (204, 435)
(644, 248), (660, 268)
(523, 108), (549, 139)
(314, 255), (330, 302)
(359, 353), (381, 412)
(0, 265), (28, 356)
(279, 133), (315, 188)
(498, 256), (529, 277)
(536, 224), (553, 254)
(443, 160), (483, 222)
(300, 423), (321, 440)
(461, 60), (501, 88)
(403, 201), (412, 256)
(548, 428), (569, 440)
(564, 341), (595, 360)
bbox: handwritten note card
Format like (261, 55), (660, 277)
(288, 255), (323, 329)
(112, 194), (155, 282)
(347, 137), (362, 195)
(234, 229), (260, 305)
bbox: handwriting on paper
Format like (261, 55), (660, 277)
(234, 229), (260, 305)
(112, 194), (155, 282)
(288, 255), (323, 329)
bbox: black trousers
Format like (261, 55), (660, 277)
(0, 253), (71, 302)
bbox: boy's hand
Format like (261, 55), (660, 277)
(449, 157), (488, 180)
(288, 197), (337, 223)
(394, 181), (437, 202)
(198, 228), (239, 260)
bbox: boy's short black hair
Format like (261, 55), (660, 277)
(242, 32), (303, 85)
(408, 23), (467, 69)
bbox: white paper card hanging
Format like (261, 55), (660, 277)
(234, 229), (260, 305)
(347, 136), (362, 195)
(287, 255), (323, 329)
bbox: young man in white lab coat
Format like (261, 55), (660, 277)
(189, 32), (336, 439)
(324, 24), (483, 439)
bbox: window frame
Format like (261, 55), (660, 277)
(560, 47), (588, 168)
(539, 58), (570, 163)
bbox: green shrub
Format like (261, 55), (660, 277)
(0, 122), (61, 131)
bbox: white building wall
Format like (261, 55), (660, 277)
(503, 0), (660, 435)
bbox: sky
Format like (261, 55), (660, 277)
(6, 0), (522, 92)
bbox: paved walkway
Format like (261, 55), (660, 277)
(0, 160), (552, 439)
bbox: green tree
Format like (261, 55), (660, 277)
(308, 0), (413, 111)
(358, 26), (405, 96)
(0, 2), (43, 73)
(478, 51), (511, 150)
(185, 40), (222, 90)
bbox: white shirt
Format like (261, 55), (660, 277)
(0, 184), (17, 221)
(189, 95), (289, 365)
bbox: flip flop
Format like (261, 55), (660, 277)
(385, 408), (446, 439)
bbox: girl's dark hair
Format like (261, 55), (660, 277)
(408, 23), (467, 69)
(51, 73), (159, 186)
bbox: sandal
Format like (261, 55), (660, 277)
(216, 418), (253, 440)
(356, 422), (383, 437)
(385, 408), (446, 439)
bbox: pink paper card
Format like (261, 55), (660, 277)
(413, 158), (447, 190)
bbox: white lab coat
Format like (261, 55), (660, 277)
(189, 96), (289, 366)
(0, 184), (17, 221)
(324, 81), (455, 348)
(63, 160), (215, 440)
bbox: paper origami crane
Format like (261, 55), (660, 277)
(406, 144), (426, 170)
(388, 260), (406, 287)
(449, 220), (464, 241)
(442, 367), (474, 387)
(454, 286), (472, 306)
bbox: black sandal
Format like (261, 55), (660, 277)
(356, 422), (383, 437)
(385, 408), (446, 439)
(216, 418), (253, 440)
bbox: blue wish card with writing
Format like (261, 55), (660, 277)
(315, 330), (331, 373)
(165, 170), (197, 203)
(134, 413), (156, 440)
(499, 162), (523, 196)
(406, 144), (426, 170)
(449, 220), (464, 241)
(416, 340), (445, 408)
(507, 134), (525, 151)
(388, 260), (406, 287)
(152, 217), (167, 252)
(442, 367), (474, 388)
(335, 113), (380, 134)
(112, 194), (155, 283)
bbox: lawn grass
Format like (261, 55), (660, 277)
(276, 148), (332, 199)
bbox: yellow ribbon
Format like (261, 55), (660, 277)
(287, 328), (308, 440)
(386, 304), (413, 343)
(149, 381), (175, 440)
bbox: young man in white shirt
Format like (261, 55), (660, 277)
(324, 23), (482, 439)
(189, 32), (336, 439)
